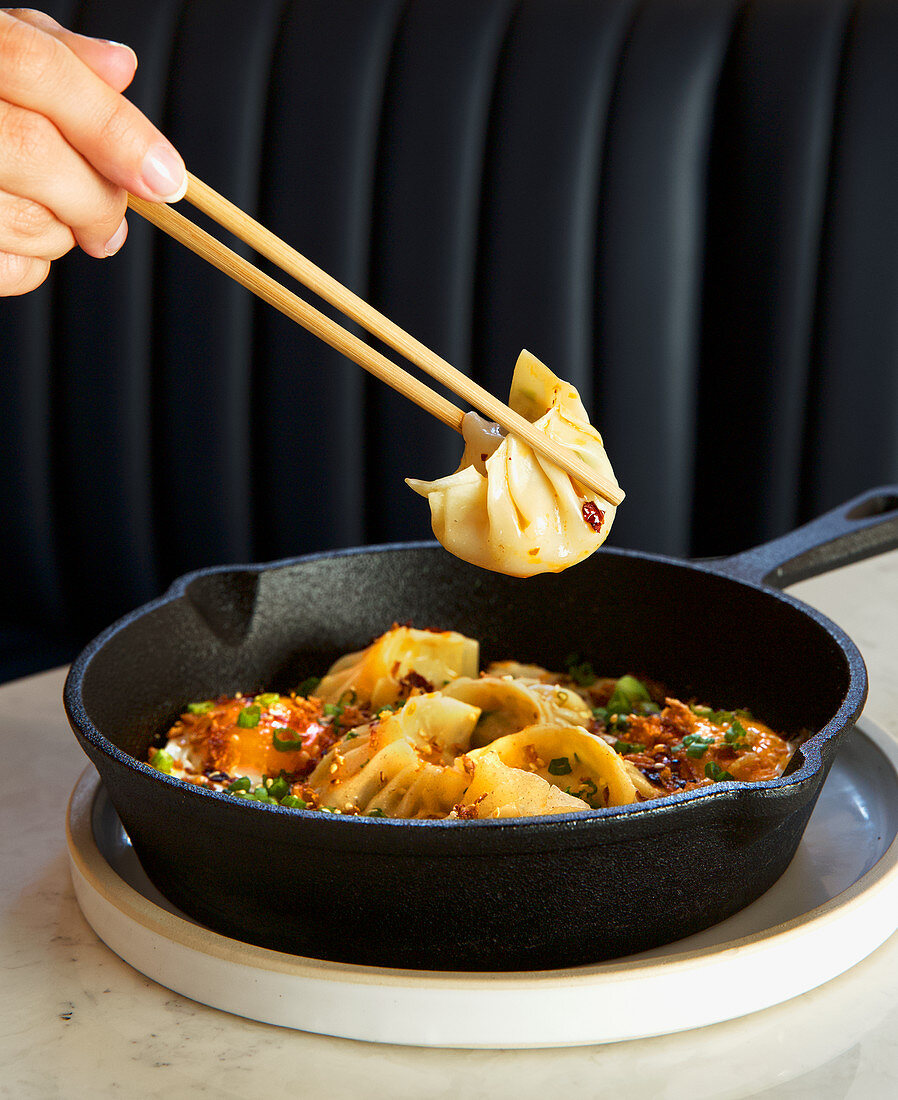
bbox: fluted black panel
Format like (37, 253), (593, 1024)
(54, 0), (183, 633)
(255, 0), (403, 557)
(153, 0), (286, 583)
(695, 0), (851, 555)
(805, 0), (898, 514)
(0, 284), (60, 631)
(0, 0), (78, 632)
(597, 0), (740, 555)
(1, 0), (897, 678)
(477, 0), (635, 401)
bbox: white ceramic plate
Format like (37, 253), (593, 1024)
(66, 718), (898, 1049)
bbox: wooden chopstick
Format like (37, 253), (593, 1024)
(132, 177), (625, 507)
(127, 194), (463, 432)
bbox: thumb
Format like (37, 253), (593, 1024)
(4, 8), (137, 92)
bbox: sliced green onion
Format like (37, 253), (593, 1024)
(296, 676), (321, 697)
(705, 762), (734, 782)
(683, 733), (715, 758)
(280, 795), (307, 809)
(606, 675), (651, 716)
(565, 653), (597, 686)
(367, 807), (387, 818)
(591, 706), (608, 722)
(725, 719), (749, 747)
(692, 704), (738, 725)
(255, 692), (280, 708)
(272, 728), (304, 751)
(227, 775), (252, 792)
(613, 740), (642, 755)
(548, 757), (572, 776)
(149, 748), (174, 773)
(266, 775), (290, 801)
(343, 730), (359, 741)
(237, 705), (261, 728)
(186, 700), (214, 715)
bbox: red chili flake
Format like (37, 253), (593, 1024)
(398, 670), (433, 697)
(480, 453), (488, 463)
(582, 501), (605, 532)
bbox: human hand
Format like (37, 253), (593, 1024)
(0, 8), (186, 296)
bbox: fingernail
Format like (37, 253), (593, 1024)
(104, 217), (128, 257)
(102, 40), (138, 67)
(141, 142), (187, 202)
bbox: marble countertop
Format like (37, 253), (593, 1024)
(3, 548), (898, 1099)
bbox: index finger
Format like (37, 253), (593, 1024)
(0, 11), (186, 201)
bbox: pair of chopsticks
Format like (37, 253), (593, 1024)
(128, 174), (624, 508)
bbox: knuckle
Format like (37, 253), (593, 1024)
(5, 10), (59, 29)
(5, 9), (47, 23)
(0, 104), (56, 166)
(5, 196), (54, 240)
(0, 252), (50, 296)
(0, 16), (59, 90)
(90, 99), (146, 163)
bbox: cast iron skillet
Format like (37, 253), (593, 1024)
(65, 487), (898, 971)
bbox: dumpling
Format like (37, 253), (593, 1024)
(485, 660), (560, 684)
(442, 675), (593, 747)
(406, 350), (619, 576)
(466, 725), (639, 808)
(314, 625), (479, 709)
(306, 693), (480, 816)
(454, 751), (590, 818)
(441, 675), (542, 745)
(523, 681), (594, 728)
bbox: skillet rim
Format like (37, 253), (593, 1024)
(63, 540), (868, 831)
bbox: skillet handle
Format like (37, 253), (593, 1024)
(708, 486), (898, 590)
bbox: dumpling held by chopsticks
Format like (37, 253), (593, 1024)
(406, 350), (620, 577)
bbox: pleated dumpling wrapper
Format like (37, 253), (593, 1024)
(455, 751), (590, 818)
(465, 725), (639, 810)
(406, 350), (620, 576)
(315, 625), (479, 710)
(441, 675), (593, 747)
(307, 693), (479, 817)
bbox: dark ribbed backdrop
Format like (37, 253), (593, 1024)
(1, 0), (897, 678)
